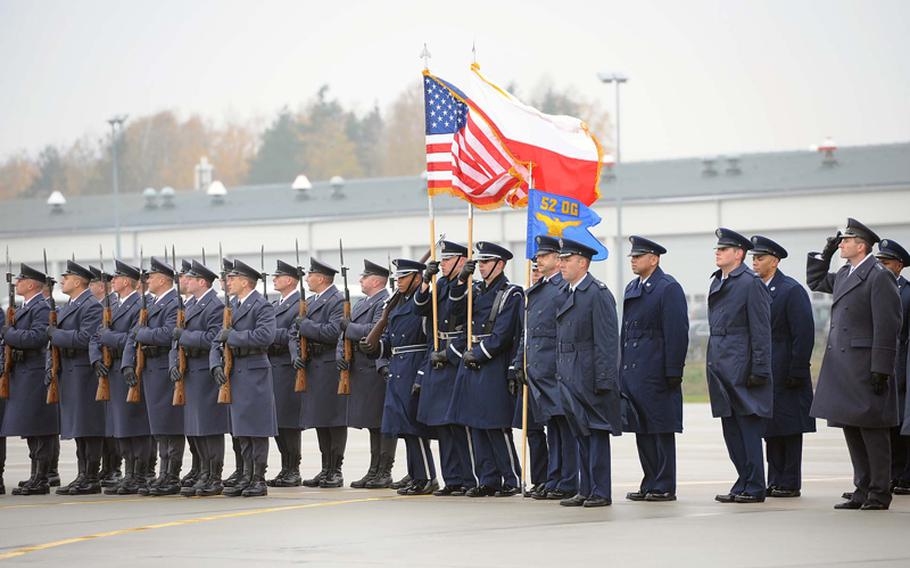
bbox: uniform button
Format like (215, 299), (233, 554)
(624, 342), (628, 348)
(708, 362), (713, 367)
(827, 345), (832, 350)
(632, 363), (637, 368)
(633, 342), (638, 348)
(623, 365), (628, 369)
(840, 348), (845, 352)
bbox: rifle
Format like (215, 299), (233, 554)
(294, 239), (308, 393)
(171, 245), (186, 407)
(338, 240), (352, 395)
(95, 245), (112, 401)
(362, 236), (443, 353)
(1, 247), (14, 399)
(127, 248), (147, 403)
(44, 250), (60, 404)
(217, 243), (232, 404)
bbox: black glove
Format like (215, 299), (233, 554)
(463, 350), (482, 370)
(358, 337), (378, 356)
(508, 366), (526, 386)
(430, 350), (449, 369)
(293, 315), (305, 328)
(169, 367), (182, 383)
(666, 376), (683, 388)
(44, 368), (53, 387)
(336, 358), (350, 371)
(784, 376), (803, 389)
(217, 328), (231, 344)
(507, 376), (520, 396)
(821, 230), (842, 261)
(746, 375), (768, 388)
(46, 324), (57, 340)
(293, 356), (306, 370)
(458, 260), (477, 283)
(172, 327), (183, 341)
(1, 324), (10, 337)
(123, 366), (138, 387)
(379, 366), (391, 382)
(594, 386), (610, 396)
(340, 317), (350, 332)
(872, 372), (889, 396)
(212, 366), (227, 386)
(93, 361), (109, 379)
(411, 382), (421, 396)
(422, 261), (441, 283)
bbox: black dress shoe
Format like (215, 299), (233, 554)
(525, 484), (543, 498)
(769, 488), (801, 498)
(841, 491), (854, 501)
(715, 493), (736, 503)
(892, 484), (910, 495)
(734, 494), (765, 503)
(396, 482), (416, 495)
(559, 494), (587, 507)
(390, 475), (411, 490)
(583, 496), (612, 508)
(433, 485), (464, 496)
(465, 485), (496, 497)
(405, 480), (439, 496)
(48, 473), (61, 487)
(494, 485), (519, 497)
(645, 492), (677, 502)
(626, 491), (647, 501)
(834, 501), (863, 510)
(544, 489), (571, 501)
(860, 503), (889, 510)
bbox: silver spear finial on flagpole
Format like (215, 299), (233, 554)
(420, 43), (431, 71)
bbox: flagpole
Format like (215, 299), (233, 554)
(466, 203), (474, 346)
(428, 192), (439, 351)
(422, 43), (440, 352)
(520, 164), (533, 496)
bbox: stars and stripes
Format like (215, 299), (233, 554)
(424, 73), (528, 209)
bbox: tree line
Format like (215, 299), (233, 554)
(0, 80), (610, 201)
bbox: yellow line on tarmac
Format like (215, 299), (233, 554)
(0, 495), (407, 561)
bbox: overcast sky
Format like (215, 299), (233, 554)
(1, 0), (908, 163)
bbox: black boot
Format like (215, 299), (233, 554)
(48, 443), (61, 487)
(303, 452), (329, 488)
(242, 463), (268, 497)
(119, 457), (144, 495)
(71, 461), (102, 495)
(139, 456), (168, 496)
(365, 455), (393, 489)
(224, 452), (243, 487)
(105, 453), (134, 495)
(320, 453), (344, 488)
(181, 446), (199, 488)
(14, 460), (50, 496)
(267, 452), (288, 487)
(150, 459), (182, 496)
(197, 460), (224, 497)
(17, 459), (37, 488)
(57, 455), (86, 496)
(351, 465), (378, 489)
(181, 460), (209, 497)
(223, 457), (252, 497)
(390, 474), (411, 490)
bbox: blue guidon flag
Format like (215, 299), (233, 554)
(526, 188), (609, 260)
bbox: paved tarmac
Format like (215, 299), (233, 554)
(1, 403), (908, 567)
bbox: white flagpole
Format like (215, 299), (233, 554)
(520, 164), (533, 496)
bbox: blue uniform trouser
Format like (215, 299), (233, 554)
(721, 413), (766, 497)
(765, 433), (802, 491)
(889, 427), (910, 484)
(404, 435), (436, 483)
(468, 427), (520, 489)
(546, 415), (578, 492)
(527, 426), (548, 486)
(436, 425), (468, 488)
(636, 432), (677, 494)
(577, 429), (612, 499)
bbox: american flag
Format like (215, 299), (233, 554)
(424, 72), (527, 209)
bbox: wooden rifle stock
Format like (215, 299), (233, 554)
(338, 300), (352, 395)
(46, 305), (60, 405)
(294, 299), (308, 392)
(96, 296), (112, 402)
(217, 302), (233, 404)
(127, 304), (147, 404)
(172, 306), (186, 406)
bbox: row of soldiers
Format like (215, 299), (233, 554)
(0, 219), (908, 509)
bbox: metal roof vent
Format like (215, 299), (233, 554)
(47, 190), (66, 213)
(330, 175), (345, 199)
(160, 186), (176, 208)
(725, 155), (742, 176)
(206, 180), (227, 204)
(142, 187), (159, 208)
(293, 174), (312, 200)
(817, 137), (838, 167)
(701, 157), (718, 177)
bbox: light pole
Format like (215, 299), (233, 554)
(108, 114), (128, 257)
(597, 71), (628, 306)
